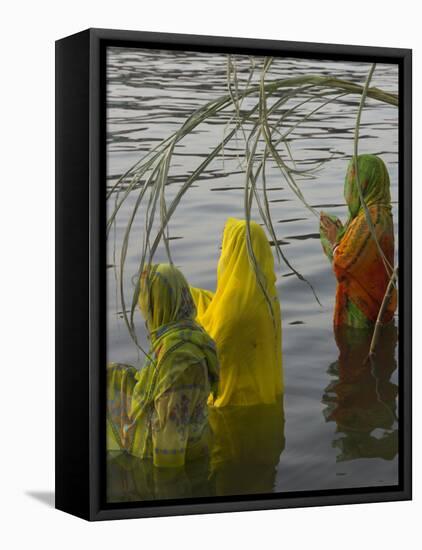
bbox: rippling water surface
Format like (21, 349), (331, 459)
(106, 47), (399, 499)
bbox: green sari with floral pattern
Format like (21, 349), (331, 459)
(107, 264), (219, 467)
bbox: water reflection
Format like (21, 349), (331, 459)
(107, 48), (399, 492)
(322, 324), (398, 462)
(107, 451), (214, 502)
(209, 398), (285, 496)
(107, 397), (285, 501)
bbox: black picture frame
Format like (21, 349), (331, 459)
(55, 28), (412, 521)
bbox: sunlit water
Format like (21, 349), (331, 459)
(106, 47), (399, 500)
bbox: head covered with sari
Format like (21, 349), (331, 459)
(192, 217), (283, 407)
(333, 154), (396, 326)
(139, 263), (198, 337)
(344, 154), (391, 220)
(121, 263), (219, 459)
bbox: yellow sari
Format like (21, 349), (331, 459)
(191, 217), (283, 407)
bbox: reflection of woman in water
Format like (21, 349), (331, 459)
(191, 217), (283, 407)
(107, 449), (213, 502)
(107, 397), (286, 501)
(107, 263), (219, 468)
(322, 323), (398, 462)
(209, 398), (285, 496)
(320, 154), (397, 328)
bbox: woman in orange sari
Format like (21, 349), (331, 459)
(320, 154), (397, 328)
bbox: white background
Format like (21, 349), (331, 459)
(0, 1), (419, 548)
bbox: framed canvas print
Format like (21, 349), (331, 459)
(55, 28), (412, 521)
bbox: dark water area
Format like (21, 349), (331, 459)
(107, 324), (397, 502)
(106, 47), (399, 499)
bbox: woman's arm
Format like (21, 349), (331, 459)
(333, 210), (387, 276)
(320, 212), (344, 263)
(107, 363), (138, 451)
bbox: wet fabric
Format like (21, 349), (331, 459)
(107, 264), (219, 467)
(190, 217), (283, 407)
(320, 155), (397, 327)
(107, 398), (286, 501)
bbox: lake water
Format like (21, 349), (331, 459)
(106, 47), (399, 500)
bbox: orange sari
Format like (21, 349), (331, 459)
(333, 204), (396, 326)
(321, 155), (397, 328)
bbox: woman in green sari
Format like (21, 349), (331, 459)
(107, 263), (219, 468)
(320, 154), (397, 328)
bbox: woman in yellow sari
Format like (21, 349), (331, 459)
(190, 217), (283, 407)
(320, 154), (397, 328)
(107, 263), (219, 468)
